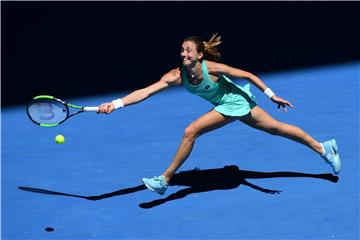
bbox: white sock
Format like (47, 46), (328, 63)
(320, 144), (326, 156)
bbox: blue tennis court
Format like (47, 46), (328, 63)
(2, 62), (359, 239)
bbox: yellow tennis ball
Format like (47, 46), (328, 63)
(55, 134), (65, 144)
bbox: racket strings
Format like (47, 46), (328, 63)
(27, 99), (69, 124)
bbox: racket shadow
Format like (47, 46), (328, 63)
(18, 165), (338, 206)
(17, 185), (147, 201)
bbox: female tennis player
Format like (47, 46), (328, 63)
(97, 34), (341, 195)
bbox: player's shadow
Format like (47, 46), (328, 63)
(18, 165), (338, 208)
(139, 165), (339, 208)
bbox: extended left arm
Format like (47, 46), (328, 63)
(212, 62), (295, 112)
(212, 62), (268, 92)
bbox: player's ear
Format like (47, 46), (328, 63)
(197, 52), (204, 61)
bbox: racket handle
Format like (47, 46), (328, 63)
(83, 107), (99, 112)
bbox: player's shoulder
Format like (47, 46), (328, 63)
(164, 68), (181, 80)
(162, 67), (181, 83)
(205, 60), (222, 72)
(205, 60), (230, 75)
(167, 67), (181, 77)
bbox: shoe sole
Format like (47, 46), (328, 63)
(331, 139), (338, 153)
(330, 139), (341, 175)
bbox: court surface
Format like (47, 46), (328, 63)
(2, 62), (359, 239)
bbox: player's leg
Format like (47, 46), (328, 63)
(239, 106), (323, 153)
(162, 110), (236, 181)
(142, 110), (237, 195)
(239, 106), (340, 174)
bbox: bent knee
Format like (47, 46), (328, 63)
(184, 124), (200, 140)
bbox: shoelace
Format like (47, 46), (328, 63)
(153, 176), (162, 182)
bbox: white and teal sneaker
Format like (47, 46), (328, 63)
(320, 139), (341, 175)
(142, 175), (168, 195)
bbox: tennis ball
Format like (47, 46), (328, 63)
(55, 134), (65, 144)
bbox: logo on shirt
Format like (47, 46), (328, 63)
(205, 85), (210, 90)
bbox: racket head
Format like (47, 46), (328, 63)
(26, 95), (69, 127)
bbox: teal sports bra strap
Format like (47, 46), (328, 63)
(201, 60), (209, 80)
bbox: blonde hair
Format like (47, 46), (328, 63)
(203, 33), (222, 62)
(183, 33), (222, 62)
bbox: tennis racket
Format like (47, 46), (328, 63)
(26, 95), (99, 127)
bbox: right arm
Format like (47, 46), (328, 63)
(98, 68), (181, 114)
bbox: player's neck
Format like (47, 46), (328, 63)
(185, 62), (202, 79)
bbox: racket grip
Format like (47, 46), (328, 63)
(83, 107), (99, 112)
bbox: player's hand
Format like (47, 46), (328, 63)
(97, 102), (115, 114)
(271, 96), (295, 113)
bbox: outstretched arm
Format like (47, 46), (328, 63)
(209, 61), (295, 112)
(241, 179), (282, 194)
(97, 68), (181, 114)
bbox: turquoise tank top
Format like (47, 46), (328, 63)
(182, 61), (257, 117)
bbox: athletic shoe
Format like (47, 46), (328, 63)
(142, 175), (168, 195)
(320, 139), (341, 175)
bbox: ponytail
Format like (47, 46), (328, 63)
(183, 33), (223, 62)
(203, 33), (222, 62)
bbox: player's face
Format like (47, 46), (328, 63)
(180, 41), (203, 66)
